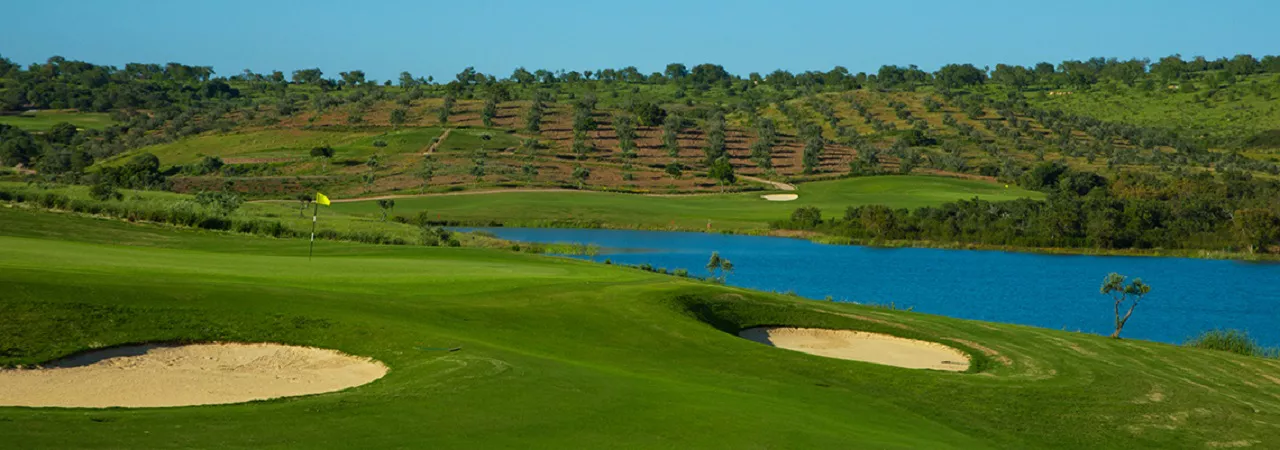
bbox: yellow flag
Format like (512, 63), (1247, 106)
(315, 192), (331, 206)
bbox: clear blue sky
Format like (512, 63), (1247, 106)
(3, 0), (1277, 82)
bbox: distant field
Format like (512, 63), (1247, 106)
(95, 127), (460, 169)
(0, 110), (116, 131)
(331, 175), (1043, 230)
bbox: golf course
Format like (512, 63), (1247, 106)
(5, 2), (1280, 447)
(2, 206), (1279, 448)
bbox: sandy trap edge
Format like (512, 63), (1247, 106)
(739, 327), (971, 371)
(760, 194), (799, 201)
(0, 342), (389, 408)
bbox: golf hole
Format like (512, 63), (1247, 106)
(0, 342), (388, 408)
(739, 327), (970, 371)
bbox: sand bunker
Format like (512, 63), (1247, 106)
(739, 327), (970, 371)
(0, 342), (387, 408)
(761, 194), (799, 201)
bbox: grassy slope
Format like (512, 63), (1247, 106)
(2, 207), (1278, 449)
(0, 182), (432, 242)
(0, 111), (116, 131)
(1021, 74), (1280, 150)
(330, 175), (1043, 230)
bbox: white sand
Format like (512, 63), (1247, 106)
(761, 194), (799, 201)
(739, 327), (970, 371)
(0, 343), (387, 408)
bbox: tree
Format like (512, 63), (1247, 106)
(291, 68), (323, 84)
(310, 146), (335, 172)
(389, 109), (407, 128)
(572, 165), (590, 188)
(376, 199), (396, 222)
(295, 193), (312, 217)
(708, 156), (736, 189)
(0, 125), (41, 166)
(438, 95), (455, 125)
(750, 140), (773, 170)
(194, 191), (243, 216)
(662, 114), (683, 157)
(802, 136), (824, 174)
(572, 102), (596, 133)
(664, 63), (689, 82)
(47, 122), (78, 145)
(665, 161), (684, 179)
(399, 71), (417, 88)
(790, 207), (822, 228)
(1100, 273), (1151, 338)
(934, 63), (988, 89)
(417, 156), (436, 194)
(1233, 209), (1280, 254)
(572, 132), (591, 160)
(525, 102), (543, 132)
(88, 182), (122, 202)
(703, 112), (727, 165)
(481, 97), (498, 127)
(719, 259), (734, 282)
(706, 252), (723, 279)
(630, 101), (667, 127)
(614, 113), (637, 160)
(470, 151), (486, 182)
(365, 154), (380, 186)
(339, 70), (366, 87)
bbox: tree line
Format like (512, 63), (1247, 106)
(775, 164), (1280, 255)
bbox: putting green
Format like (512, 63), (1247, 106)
(0, 207), (1277, 448)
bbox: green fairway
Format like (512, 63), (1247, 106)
(331, 175), (1044, 230)
(0, 111), (116, 131)
(1, 207), (1278, 448)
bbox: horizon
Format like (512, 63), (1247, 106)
(3, 0), (1278, 82)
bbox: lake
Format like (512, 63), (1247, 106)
(460, 227), (1280, 347)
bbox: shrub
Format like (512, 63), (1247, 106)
(1185, 329), (1278, 358)
(88, 183), (123, 201)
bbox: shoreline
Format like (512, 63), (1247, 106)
(453, 221), (1280, 262)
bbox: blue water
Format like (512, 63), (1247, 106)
(460, 227), (1280, 347)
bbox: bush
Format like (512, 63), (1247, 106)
(88, 183), (122, 201)
(1185, 329), (1278, 358)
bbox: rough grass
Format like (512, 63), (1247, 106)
(330, 175), (1043, 230)
(1185, 329), (1280, 358)
(1, 208), (1279, 448)
(0, 182), (496, 247)
(0, 110), (116, 131)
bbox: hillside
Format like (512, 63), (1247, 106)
(56, 70), (1277, 200)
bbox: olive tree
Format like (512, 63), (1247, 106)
(1100, 273), (1152, 338)
(310, 146), (335, 172)
(376, 199), (396, 222)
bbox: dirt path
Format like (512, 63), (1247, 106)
(739, 175), (796, 191)
(423, 129), (452, 155)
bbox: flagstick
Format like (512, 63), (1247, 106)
(308, 201), (319, 261)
